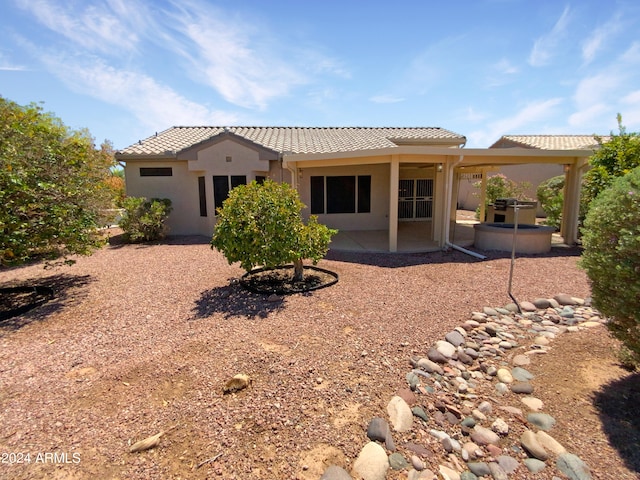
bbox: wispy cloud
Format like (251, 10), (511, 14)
(160, 2), (311, 109)
(486, 58), (520, 87)
(39, 53), (238, 129)
(528, 6), (571, 67)
(468, 98), (563, 146)
(582, 12), (623, 65)
(15, 0), (144, 54)
(0, 51), (27, 71)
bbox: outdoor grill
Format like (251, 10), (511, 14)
(493, 198), (518, 211)
(486, 198), (537, 224)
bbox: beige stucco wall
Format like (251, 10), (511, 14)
(125, 139), (285, 236)
(124, 160), (209, 236)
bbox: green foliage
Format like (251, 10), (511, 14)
(580, 166), (640, 365)
(0, 96), (115, 266)
(119, 197), (173, 243)
(473, 173), (532, 220)
(581, 114), (640, 224)
(210, 180), (337, 279)
(536, 175), (564, 229)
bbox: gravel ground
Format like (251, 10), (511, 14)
(0, 230), (624, 479)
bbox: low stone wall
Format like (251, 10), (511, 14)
(473, 223), (555, 254)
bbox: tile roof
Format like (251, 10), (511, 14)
(490, 135), (608, 150)
(117, 126), (466, 156)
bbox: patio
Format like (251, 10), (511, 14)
(329, 219), (477, 253)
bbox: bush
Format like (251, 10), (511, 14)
(120, 197), (172, 243)
(580, 166), (640, 366)
(211, 180), (336, 281)
(537, 175), (564, 229)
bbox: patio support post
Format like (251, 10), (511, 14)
(560, 157), (588, 245)
(389, 155), (400, 252)
(479, 168), (488, 222)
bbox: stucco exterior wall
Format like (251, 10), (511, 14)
(124, 140), (285, 236)
(124, 160), (208, 236)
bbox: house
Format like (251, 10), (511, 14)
(116, 127), (594, 253)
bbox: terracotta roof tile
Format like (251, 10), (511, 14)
(490, 135), (608, 150)
(117, 126), (466, 156)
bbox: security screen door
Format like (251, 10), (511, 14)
(398, 179), (433, 220)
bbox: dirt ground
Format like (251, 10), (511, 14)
(0, 234), (639, 480)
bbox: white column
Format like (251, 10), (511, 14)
(561, 157), (587, 245)
(389, 155), (399, 252)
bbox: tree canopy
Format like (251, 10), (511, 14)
(0, 96), (116, 266)
(581, 114), (640, 218)
(211, 179), (337, 281)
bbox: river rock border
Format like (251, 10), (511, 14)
(321, 294), (602, 480)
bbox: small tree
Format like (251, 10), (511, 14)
(580, 166), (640, 366)
(211, 180), (337, 281)
(537, 175), (564, 229)
(581, 114), (640, 224)
(119, 197), (172, 243)
(0, 96), (115, 266)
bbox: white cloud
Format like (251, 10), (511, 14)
(528, 6), (571, 67)
(573, 72), (622, 108)
(568, 103), (608, 127)
(0, 51), (27, 70)
(15, 0), (142, 54)
(160, 2), (311, 110)
(622, 90), (640, 104)
(486, 58), (520, 87)
(582, 12), (623, 65)
(468, 98), (563, 146)
(39, 54), (238, 129)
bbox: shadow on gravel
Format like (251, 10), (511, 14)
(0, 274), (93, 332)
(326, 245), (583, 268)
(593, 372), (640, 474)
(192, 283), (285, 320)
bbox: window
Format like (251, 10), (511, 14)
(140, 167), (172, 177)
(255, 175), (267, 184)
(213, 175), (247, 212)
(198, 176), (207, 217)
(310, 175), (371, 214)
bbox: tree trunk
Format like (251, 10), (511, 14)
(293, 259), (304, 282)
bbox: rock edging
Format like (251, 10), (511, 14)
(321, 294), (600, 480)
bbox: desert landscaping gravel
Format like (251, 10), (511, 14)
(0, 232), (637, 479)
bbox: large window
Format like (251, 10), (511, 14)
(310, 175), (371, 214)
(213, 175), (246, 212)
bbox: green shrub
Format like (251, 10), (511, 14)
(537, 175), (564, 229)
(211, 180), (336, 281)
(580, 166), (640, 366)
(120, 197), (172, 243)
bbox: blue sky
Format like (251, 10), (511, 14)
(2, 0), (640, 149)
